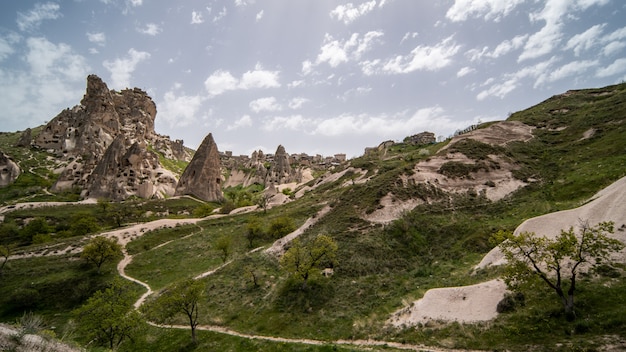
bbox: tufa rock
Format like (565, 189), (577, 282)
(175, 133), (224, 202)
(15, 128), (32, 147)
(88, 136), (177, 200)
(32, 74), (189, 199)
(265, 145), (301, 185)
(0, 152), (20, 187)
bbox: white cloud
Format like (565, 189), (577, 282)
(204, 70), (238, 96)
(477, 57), (558, 100)
(0, 37), (90, 129)
(564, 24), (606, 56)
(235, 0), (255, 6)
(86, 32), (106, 46)
(446, 0), (525, 22)
(137, 23), (161, 36)
(205, 64), (280, 97)
(315, 31), (383, 68)
(313, 107), (449, 137)
(519, 21), (563, 62)
(600, 26), (626, 56)
(263, 115), (310, 132)
(488, 34), (528, 58)
(102, 48), (150, 89)
(227, 115), (253, 131)
(596, 58), (626, 78)
(256, 10), (264, 22)
(191, 11), (204, 24)
(330, 1), (377, 25)
(159, 89), (205, 128)
(536, 60), (599, 86)
(457, 66), (475, 77)
(370, 36), (460, 75)
(214, 7), (228, 23)
(288, 97), (309, 110)
(400, 32), (418, 44)
(0, 34), (19, 62)
(519, 0), (610, 62)
(249, 97), (281, 113)
(26, 37), (89, 81)
(301, 60), (313, 76)
(240, 64), (281, 89)
(602, 41), (626, 57)
(17, 2), (62, 32)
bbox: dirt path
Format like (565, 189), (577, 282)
(154, 323), (483, 352)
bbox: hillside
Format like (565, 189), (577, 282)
(0, 82), (625, 351)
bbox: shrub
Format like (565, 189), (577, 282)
(267, 217), (295, 239)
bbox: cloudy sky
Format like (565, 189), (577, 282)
(1, 1), (625, 157)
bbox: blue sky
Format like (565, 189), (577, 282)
(1, 0), (625, 158)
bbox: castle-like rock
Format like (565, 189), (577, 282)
(32, 75), (189, 200)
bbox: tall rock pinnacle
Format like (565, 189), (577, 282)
(175, 133), (224, 202)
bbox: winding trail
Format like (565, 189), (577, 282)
(3, 199), (476, 351)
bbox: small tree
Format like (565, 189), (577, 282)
(267, 216), (295, 239)
(81, 236), (122, 274)
(245, 217), (265, 248)
(256, 193), (272, 214)
(73, 279), (142, 350)
(147, 279), (204, 344)
(495, 221), (624, 317)
(215, 235), (232, 263)
(280, 234), (338, 289)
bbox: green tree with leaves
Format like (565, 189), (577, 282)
(245, 217), (265, 248)
(215, 235), (232, 263)
(280, 234), (338, 289)
(20, 217), (51, 244)
(495, 221), (624, 317)
(146, 279), (204, 344)
(267, 216), (295, 239)
(73, 279), (143, 350)
(69, 214), (100, 237)
(81, 236), (122, 274)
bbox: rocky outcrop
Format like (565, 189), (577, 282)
(404, 131), (436, 145)
(0, 152), (20, 187)
(175, 133), (224, 202)
(32, 74), (189, 199)
(87, 136), (177, 200)
(265, 145), (302, 185)
(15, 128), (32, 147)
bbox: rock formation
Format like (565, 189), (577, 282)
(15, 128), (32, 147)
(0, 152), (20, 187)
(175, 133), (224, 202)
(265, 145), (302, 185)
(32, 74), (190, 199)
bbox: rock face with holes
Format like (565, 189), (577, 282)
(265, 144), (302, 186)
(0, 152), (20, 187)
(175, 133), (224, 202)
(32, 74), (188, 199)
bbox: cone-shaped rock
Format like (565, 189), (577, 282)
(175, 133), (224, 202)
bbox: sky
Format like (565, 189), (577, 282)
(1, 1), (626, 158)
